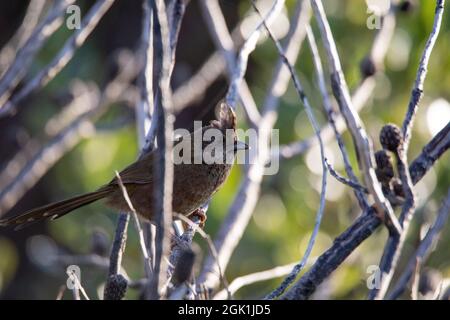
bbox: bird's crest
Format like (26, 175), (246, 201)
(213, 102), (236, 130)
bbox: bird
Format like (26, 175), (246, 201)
(0, 102), (247, 230)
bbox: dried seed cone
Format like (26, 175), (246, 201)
(375, 150), (394, 184)
(380, 123), (403, 152)
(104, 274), (128, 300)
(360, 56), (377, 78)
(391, 178), (405, 199)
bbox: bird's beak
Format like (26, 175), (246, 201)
(234, 140), (249, 151)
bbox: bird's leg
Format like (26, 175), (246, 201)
(185, 208), (207, 229)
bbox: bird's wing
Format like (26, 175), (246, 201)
(106, 152), (154, 187)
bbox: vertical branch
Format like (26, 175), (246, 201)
(136, 0), (156, 286)
(148, 0), (175, 299)
(137, 0), (154, 149)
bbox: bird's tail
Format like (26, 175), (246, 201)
(0, 189), (111, 230)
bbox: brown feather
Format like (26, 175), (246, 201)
(0, 189), (112, 230)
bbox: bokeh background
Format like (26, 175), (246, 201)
(0, 0), (449, 299)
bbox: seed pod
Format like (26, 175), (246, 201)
(360, 56), (377, 78)
(391, 178), (405, 199)
(104, 274), (128, 300)
(398, 0), (416, 13)
(380, 123), (403, 152)
(375, 150), (394, 184)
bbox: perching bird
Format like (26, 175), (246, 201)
(0, 102), (247, 230)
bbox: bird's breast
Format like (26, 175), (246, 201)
(172, 163), (232, 215)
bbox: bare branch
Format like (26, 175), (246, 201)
(0, 0), (115, 118)
(148, 0), (175, 299)
(277, 2), (396, 161)
(369, 0), (445, 300)
(224, 0), (285, 109)
(172, 6), (261, 113)
(325, 159), (368, 194)
(0, 0), (76, 111)
(410, 122), (450, 185)
(388, 188), (450, 299)
(402, 0), (445, 150)
(280, 130), (449, 299)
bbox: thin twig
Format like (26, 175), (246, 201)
(172, 6), (259, 113)
(225, 0), (285, 109)
(325, 158), (368, 194)
(306, 26), (368, 209)
(411, 258), (422, 300)
(114, 171), (153, 273)
(66, 268), (90, 300)
(410, 122), (450, 185)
